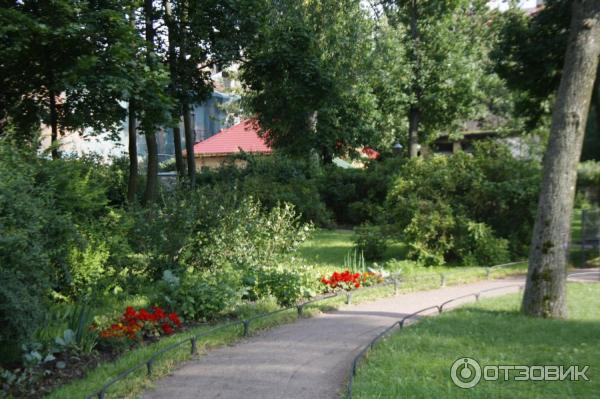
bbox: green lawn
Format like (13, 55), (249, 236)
(352, 283), (600, 399)
(298, 229), (406, 272)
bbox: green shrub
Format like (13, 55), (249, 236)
(246, 265), (319, 307)
(453, 221), (510, 266)
(353, 225), (388, 261)
(319, 157), (404, 226)
(577, 160), (600, 203)
(179, 196), (312, 273)
(197, 154), (333, 226)
(159, 268), (243, 321)
(386, 142), (540, 266)
(0, 143), (53, 362)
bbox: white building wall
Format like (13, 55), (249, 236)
(488, 0), (542, 12)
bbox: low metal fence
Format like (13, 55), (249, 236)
(85, 261), (527, 399)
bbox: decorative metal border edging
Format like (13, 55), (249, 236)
(85, 261), (527, 399)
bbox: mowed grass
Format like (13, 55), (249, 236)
(298, 229), (406, 272)
(352, 283), (600, 399)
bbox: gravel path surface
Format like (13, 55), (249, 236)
(142, 276), (530, 399)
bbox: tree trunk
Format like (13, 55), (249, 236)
(173, 124), (185, 178)
(408, 106), (420, 158)
(142, 0), (159, 205)
(143, 131), (159, 206)
(183, 101), (196, 188)
(127, 100), (138, 204)
(595, 65), (600, 131)
(49, 89), (59, 160)
(164, 0), (186, 178)
(408, 0), (421, 158)
(522, 0), (600, 318)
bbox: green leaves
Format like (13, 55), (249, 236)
(0, 0), (144, 140)
(242, 0), (383, 160)
(378, 0), (495, 145)
(386, 142), (540, 265)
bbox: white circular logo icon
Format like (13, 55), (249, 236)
(451, 357), (482, 389)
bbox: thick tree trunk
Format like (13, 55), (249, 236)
(408, 106), (420, 158)
(49, 90), (59, 160)
(127, 100), (138, 204)
(164, 0), (186, 178)
(183, 101), (196, 187)
(408, 0), (421, 158)
(142, 0), (159, 205)
(522, 0), (600, 318)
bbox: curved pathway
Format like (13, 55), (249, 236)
(142, 271), (598, 399)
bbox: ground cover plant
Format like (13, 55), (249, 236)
(352, 283), (600, 398)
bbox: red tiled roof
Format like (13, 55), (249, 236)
(191, 120), (272, 157)
(362, 147), (380, 160)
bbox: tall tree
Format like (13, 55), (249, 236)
(157, 0), (254, 186)
(493, 0), (600, 161)
(163, 0), (186, 179)
(493, 0), (572, 130)
(381, 0), (492, 156)
(127, 99), (138, 204)
(142, 0), (160, 205)
(522, 0), (600, 318)
(0, 0), (139, 156)
(242, 0), (381, 162)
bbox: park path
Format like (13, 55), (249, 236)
(142, 276), (530, 399)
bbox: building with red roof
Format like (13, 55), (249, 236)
(184, 118), (380, 169)
(184, 119), (272, 169)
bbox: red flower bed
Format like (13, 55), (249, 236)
(320, 270), (362, 291)
(320, 270), (384, 292)
(99, 306), (182, 342)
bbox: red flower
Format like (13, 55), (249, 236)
(162, 323), (174, 335)
(153, 306), (166, 320)
(168, 312), (182, 327)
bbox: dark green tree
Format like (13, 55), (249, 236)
(493, 0), (600, 160)
(380, 0), (493, 157)
(242, 0), (381, 163)
(0, 0), (140, 158)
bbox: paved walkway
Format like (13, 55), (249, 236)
(143, 276), (532, 399)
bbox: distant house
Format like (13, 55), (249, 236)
(184, 119), (381, 170)
(38, 90), (238, 161)
(185, 119), (272, 169)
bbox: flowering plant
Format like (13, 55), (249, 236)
(360, 271), (384, 287)
(99, 306), (182, 342)
(320, 270), (384, 292)
(320, 270), (362, 291)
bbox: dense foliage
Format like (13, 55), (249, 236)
(197, 153), (405, 227)
(0, 140), (314, 366)
(577, 160), (600, 204)
(242, 0), (382, 161)
(386, 143), (541, 265)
